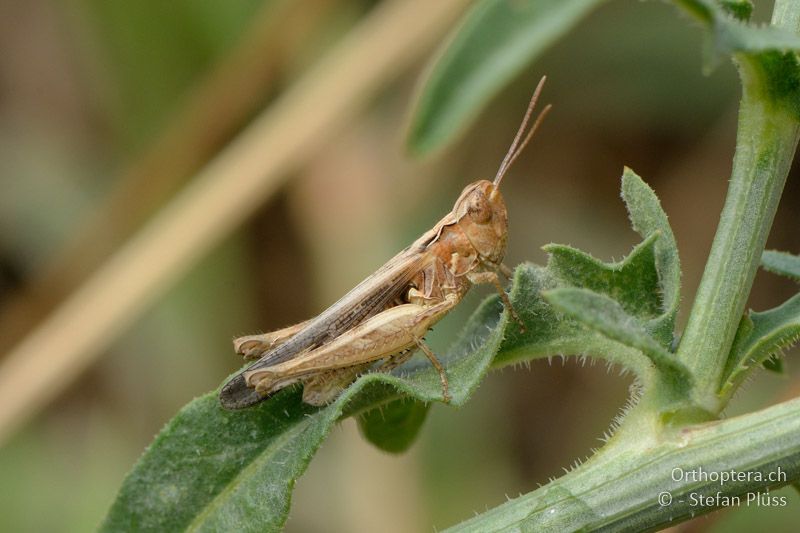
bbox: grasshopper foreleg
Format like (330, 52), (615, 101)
(467, 270), (525, 333)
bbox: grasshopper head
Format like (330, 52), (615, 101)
(452, 76), (550, 266)
(453, 180), (508, 264)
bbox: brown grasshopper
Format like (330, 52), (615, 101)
(220, 77), (550, 410)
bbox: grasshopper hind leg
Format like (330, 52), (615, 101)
(301, 348), (418, 406)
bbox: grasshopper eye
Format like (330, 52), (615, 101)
(467, 191), (492, 223)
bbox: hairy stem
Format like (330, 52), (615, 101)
(676, 2), (800, 411)
(448, 396), (800, 532)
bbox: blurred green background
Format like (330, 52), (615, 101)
(1, 0), (799, 531)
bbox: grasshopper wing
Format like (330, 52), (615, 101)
(220, 246), (431, 409)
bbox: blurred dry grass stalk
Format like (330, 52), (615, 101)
(0, 0), (334, 354)
(0, 0), (469, 445)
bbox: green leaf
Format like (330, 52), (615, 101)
(720, 0), (753, 21)
(762, 250), (800, 281)
(535, 168), (681, 349)
(720, 251), (800, 392)
(102, 295), (507, 532)
(103, 170), (683, 531)
(763, 353), (784, 373)
(674, 0), (800, 56)
(496, 170), (682, 384)
(406, 0), (604, 156)
(544, 234), (661, 320)
(495, 168), (681, 374)
(621, 168), (681, 334)
(544, 287), (690, 387)
(721, 293), (800, 396)
(491, 263), (656, 382)
(357, 399), (430, 454)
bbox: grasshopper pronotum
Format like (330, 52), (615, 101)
(220, 77), (551, 409)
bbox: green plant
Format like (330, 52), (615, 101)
(101, 0), (800, 530)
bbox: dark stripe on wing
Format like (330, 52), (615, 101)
(251, 249), (425, 370)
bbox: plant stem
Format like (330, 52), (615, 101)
(676, 2), (800, 411)
(773, 0), (800, 32)
(447, 395), (800, 532)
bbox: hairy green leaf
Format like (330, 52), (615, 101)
(103, 170), (681, 530)
(721, 293), (800, 396)
(763, 353), (784, 373)
(544, 287), (690, 387)
(621, 167), (681, 342)
(718, 249), (800, 390)
(675, 0), (800, 56)
(531, 168), (681, 349)
(720, 0), (753, 21)
(102, 295), (507, 532)
(357, 398), (430, 454)
(492, 263), (657, 381)
(493, 169), (682, 386)
(763, 249), (800, 281)
(406, 0), (604, 155)
(544, 234), (661, 320)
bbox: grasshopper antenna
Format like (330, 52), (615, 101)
(493, 76), (552, 189)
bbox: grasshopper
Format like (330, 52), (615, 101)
(220, 77), (551, 410)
